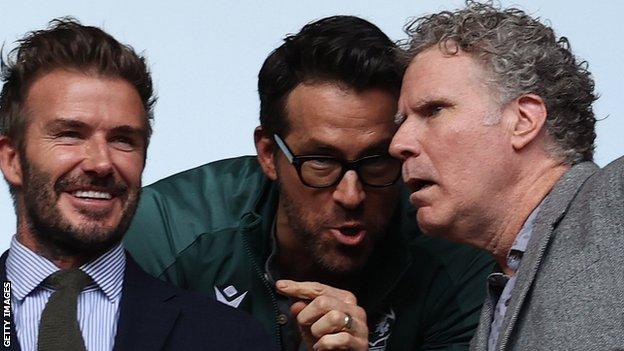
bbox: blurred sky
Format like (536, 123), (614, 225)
(0, 0), (622, 250)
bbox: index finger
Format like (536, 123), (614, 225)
(276, 280), (357, 304)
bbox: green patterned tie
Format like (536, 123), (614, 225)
(37, 269), (92, 351)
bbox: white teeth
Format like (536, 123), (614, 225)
(72, 190), (112, 199)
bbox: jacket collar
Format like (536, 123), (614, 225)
(490, 162), (598, 350)
(242, 179), (279, 267)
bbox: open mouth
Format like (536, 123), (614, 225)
(330, 224), (366, 246)
(340, 226), (361, 236)
(408, 179), (435, 192)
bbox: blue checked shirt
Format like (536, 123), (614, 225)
(6, 236), (125, 351)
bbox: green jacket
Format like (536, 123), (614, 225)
(124, 156), (493, 350)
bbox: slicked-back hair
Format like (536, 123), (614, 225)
(0, 17), (156, 150)
(402, 1), (597, 164)
(258, 15), (404, 137)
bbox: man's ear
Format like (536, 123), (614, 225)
(509, 93), (548, 151)
(254, 126), (278, 181)
(0, 136), (23, 187)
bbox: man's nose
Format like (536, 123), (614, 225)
(82, 137), (114, 176)
(332, 170), (366, 210)
(389, 118), (421, 160)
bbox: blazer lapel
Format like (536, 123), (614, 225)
(0, 251), (21, 351)
(496, 162), (598, 350)
(113, 253), (180, 351)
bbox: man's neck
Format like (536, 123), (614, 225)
(15, 223), (92, 270)
(484, 161), (569, 274)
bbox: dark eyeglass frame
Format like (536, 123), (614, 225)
(273, 134), (401, 188)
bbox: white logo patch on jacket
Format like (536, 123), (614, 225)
(214, 285), (248, 308)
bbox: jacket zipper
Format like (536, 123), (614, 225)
(242, 232), (282, 350)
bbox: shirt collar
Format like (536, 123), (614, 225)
(506, 203), (542, 272)
(6, 237), (58, 301)
(80, 243), (125, 302)
(6, 236), (125, 302)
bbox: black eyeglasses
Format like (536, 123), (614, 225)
(273, 134), (401, 188)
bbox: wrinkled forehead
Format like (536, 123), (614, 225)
(399, 47), (498, 107)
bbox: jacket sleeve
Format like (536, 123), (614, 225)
(123, 186), (188, 288)
(419, 244), (493, 351)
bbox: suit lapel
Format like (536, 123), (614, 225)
(113, 253), (180, 351)
(0, 251), (21, 351)
(496, 162), (598, 350)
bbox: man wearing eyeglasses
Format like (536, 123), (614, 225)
(124, 16), (492, 351)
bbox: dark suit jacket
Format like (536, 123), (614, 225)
(471, 157), (624, 350)
(0, 250), (276, 351)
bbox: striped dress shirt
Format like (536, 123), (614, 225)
(6, 236), (125, 351)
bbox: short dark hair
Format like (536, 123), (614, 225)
(258, 15), (404, 137)
(0, 17), (156, 149)
(402, 1), (597, 164)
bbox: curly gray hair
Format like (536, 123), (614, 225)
(401, 1), (597, 164)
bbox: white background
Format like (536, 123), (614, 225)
(0, 1), (622, 249)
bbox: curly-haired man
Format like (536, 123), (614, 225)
(391, 2), (624, 350)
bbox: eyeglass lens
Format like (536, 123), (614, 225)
(299, 157), (400, 187)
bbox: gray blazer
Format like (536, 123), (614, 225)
(471, 157), (624, 351)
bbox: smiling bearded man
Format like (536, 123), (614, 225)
(21, 139), (135, 256)
(0, 18), (273, 351)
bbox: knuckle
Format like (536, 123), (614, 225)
(354, 306), (367, 323)
(333, 332), (351, 346)
(315, 332), (351, 350)
(314, 295), (332, 310)
(328, 310), (343, 325)
(310, 281), (325, 294)
(296, 312), (309, 326)
(310, 323), (324, 339)
(343, 291), (357, 305)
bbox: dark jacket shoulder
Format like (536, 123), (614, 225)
(114, 253), (275, 351)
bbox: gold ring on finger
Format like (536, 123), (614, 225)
(341, 313), (353, 332)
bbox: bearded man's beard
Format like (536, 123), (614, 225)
(277, 180), (384, 277)
(20, 157), (139, 258)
